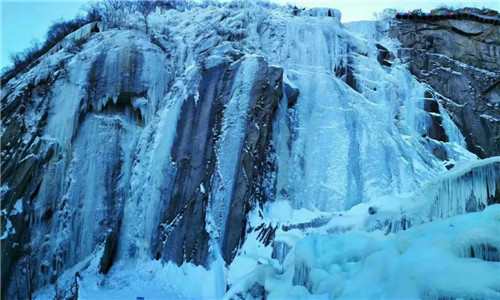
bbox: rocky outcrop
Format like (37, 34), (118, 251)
(395, 10), (500, 26)
(0, 71), (59, 297)
(152, 57), (283, 265)
(375, 43), (394, 67)
(389, 12), (500, 158)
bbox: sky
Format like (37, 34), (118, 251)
(0, 1), (88, 70)
(1, 0), (499, 70)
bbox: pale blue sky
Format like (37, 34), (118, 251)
(1, 1), (87, 70)
(1, 0), (499, 70)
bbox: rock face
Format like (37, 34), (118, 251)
(1, 30), (172, 296)
(151, 57), (283, 266)
(389, 13), (500, 158)
(1, 14), (284, 298)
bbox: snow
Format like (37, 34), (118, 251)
(9, 199), (23, 216)
(1, 208), (15, 240)
(45, 22), (104, 57)
(0, 219), (13, 240)
(227, 205), (500, 299)
(35, 249), (227, 300)
(0, 2), (495, 299)
(0, 185), (9, 195)
(481, 114), (500, 122)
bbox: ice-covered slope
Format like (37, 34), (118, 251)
(1, 3), (499, 299)
(226, 204), (500, 299)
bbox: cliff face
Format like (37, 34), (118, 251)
(1, 4), (499, 299)
(389, 13), (500, 158)
(1, 25), (284, 295)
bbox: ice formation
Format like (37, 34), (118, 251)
(226, 205), (500, 299)
(1, 3), (499, 300)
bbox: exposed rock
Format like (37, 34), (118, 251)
(389, 16), (500, 157)
(152, 62), (228, 265)
(345, 63), (357, 91)
(284, 78), (299, 108)
(423, 95), (449, 143)
(99, 230), (119, 274)
(432, 146), (448, 161)
(149, 56), (283, 266)
(221, 61), (283, 263)
(375, 43), (394, 67)
(368, 206), (378, 215)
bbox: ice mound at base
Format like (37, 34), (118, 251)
(226, 205), (500, 299)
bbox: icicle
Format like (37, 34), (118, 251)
(455, 243), (500, 262)
(272, 241), (292, 264)
(292, 262), (312, 292)
(429, 160), (500, 219)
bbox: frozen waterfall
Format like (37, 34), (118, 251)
(0, 3), (498, 300)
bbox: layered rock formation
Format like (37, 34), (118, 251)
(389, 9), (500, 158)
